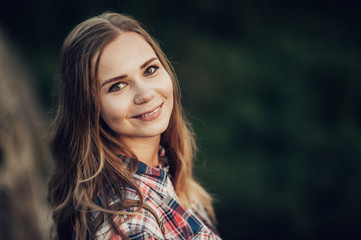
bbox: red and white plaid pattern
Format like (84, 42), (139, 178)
(95, 157), (221, 240)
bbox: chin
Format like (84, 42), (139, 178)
(144, 125), (169, 137)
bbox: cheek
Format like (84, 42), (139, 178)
(100, 96), (128, 124)
(163, 77), (174, 112)
(163, 75), (174, 99)
(168, 80), (174, 108)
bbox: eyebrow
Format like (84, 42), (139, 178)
(101, 74), (127, 87)
(140, 57), (158, 70)
(100, 57), (159, 88)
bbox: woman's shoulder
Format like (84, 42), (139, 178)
(94, 200), (165, 240)
(93, 177), (165, 239)
(94, 162), (221, 239)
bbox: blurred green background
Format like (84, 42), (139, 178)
(1, 0), (361, 239)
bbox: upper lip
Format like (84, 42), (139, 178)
(132, 103), (163, 118)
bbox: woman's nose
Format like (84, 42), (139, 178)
(134, 82), (155, 105)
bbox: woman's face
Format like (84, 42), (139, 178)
(97, 32), (173, 143)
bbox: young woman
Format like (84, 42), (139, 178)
(48, 12), (221, 240)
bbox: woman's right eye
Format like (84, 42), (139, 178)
(109, 82), (127, 92)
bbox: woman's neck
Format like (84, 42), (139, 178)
(119, 135), (161, 167)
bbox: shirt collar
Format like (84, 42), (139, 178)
(121, 146), (170, 198)
(135, 160), (169, 198)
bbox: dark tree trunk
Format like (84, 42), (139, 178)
(0, 28), (51, 240)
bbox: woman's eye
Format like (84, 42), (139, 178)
(144, 66), (158, 76)
(109, 82), (127, 92)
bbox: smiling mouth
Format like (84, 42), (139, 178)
(133, 103), (163, 119)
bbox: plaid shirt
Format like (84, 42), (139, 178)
(95, 154), (221, 240)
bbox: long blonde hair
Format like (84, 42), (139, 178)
(48, 12), (215, 240)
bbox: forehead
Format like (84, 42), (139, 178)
(97, 32), (157, 81)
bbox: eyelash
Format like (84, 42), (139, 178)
(109, 82), (127, 93)
(144, 65), (159, 76)
(108, 65), (159, 93)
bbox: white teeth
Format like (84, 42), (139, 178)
(139, 106), (160, 118)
